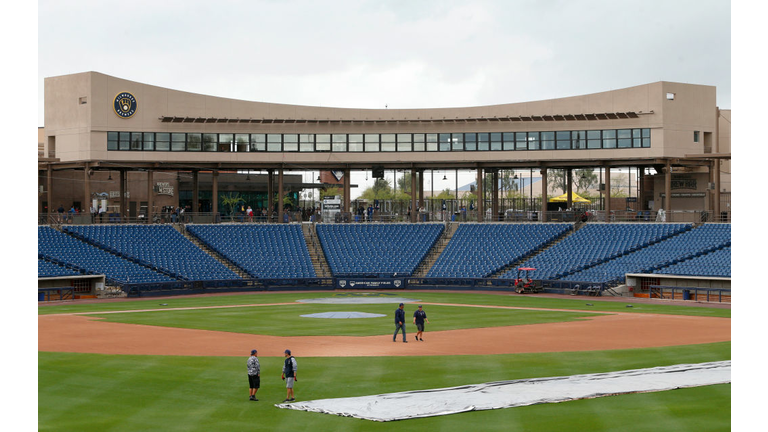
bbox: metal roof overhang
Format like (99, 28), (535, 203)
(41, 155), (710, 173)
(158, 111), (643, 124)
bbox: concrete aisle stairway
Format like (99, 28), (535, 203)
(302, 223), (331, 277)
(180, 225), (250, 279)
(413, 222), (458, 277)
(487, 222), (583, 279)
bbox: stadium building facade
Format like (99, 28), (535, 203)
(40, 71), (730, 222)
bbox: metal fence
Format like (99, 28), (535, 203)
(39, 208), (730, 226)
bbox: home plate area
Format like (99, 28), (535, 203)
(275, 361), (731, 422)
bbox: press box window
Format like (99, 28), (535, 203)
(203, 134), (217, 152)
(107, 132), (118, 150)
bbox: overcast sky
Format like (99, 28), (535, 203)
(38, 0), (731, 127)
(34, 0), (737, 197)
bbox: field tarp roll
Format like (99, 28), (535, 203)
(276, 361), (731, 422)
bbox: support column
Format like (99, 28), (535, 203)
(540, 168), (548, 222)
(411, 167), (417, 223)
(278, 168), (284, 223)
(267, 169), (274, 218)
(120, 169), (127, 220)
(639, 169), (645, 210)
(212, 170), (219, 221)
(714, 160), (721, 220)
(604, 166), (611, 223)
(664, 160), (672, 218)
(343, 168), (351, 214)
(492, 170), (499, 221)
(47, 165), (53, 218)
(476, 168), (484, 222)
(566, 169), (573, 210)
(192, 170), (199, 214)
(714, 107), (722, 221)
(418, 169), (424, 210)
(83, 163), (91, 218)
(147, 170), (154, 223)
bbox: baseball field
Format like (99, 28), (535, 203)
(38, 291), (731, 431)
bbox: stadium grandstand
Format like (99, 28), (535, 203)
(38, 73), (731, 301)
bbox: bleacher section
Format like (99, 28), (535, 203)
(64, 225), (239, 281)
(186, 224), (316, 279)
(38, 226), (175, 284)
(562, 223), (731, 283)
(427, 223), (572, 278)
(38, 222), (731, 289)
(654, 245), (731, 278)
(317, 223), (443, 277)
(503, 223), (692, 281)
(38, 258), (81, 278)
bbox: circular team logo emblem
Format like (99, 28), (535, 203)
(113, 92), (137, 118)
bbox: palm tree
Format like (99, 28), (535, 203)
(219, 192), (245, 216)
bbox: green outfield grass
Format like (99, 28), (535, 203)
(38, 292), (731, 431)
(39, 343), (731, 431)
(38, 291), (731, 319)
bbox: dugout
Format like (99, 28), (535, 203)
(625, 273), (730, 303)
(38, 274), (106, 301)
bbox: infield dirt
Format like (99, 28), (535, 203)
(38, 302), (730, 357)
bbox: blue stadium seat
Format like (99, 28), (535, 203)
(317, 223), (443, 277)
(186, 224), (316, 279)
(428, 223), (572, 278)
(64, 225), (240, 281)
(38, 226), (175, 284)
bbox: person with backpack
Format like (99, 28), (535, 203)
(281, 349), (298, 402)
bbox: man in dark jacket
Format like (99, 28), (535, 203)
(281, 349), (298, 402)
(393, 303), (407, 343)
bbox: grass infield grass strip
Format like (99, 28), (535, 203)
(38, 291), (731, 319)
(76, 303), (602, 336)
(39, 343), (730, 432)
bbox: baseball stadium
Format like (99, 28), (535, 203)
(38, 72), (731, 431)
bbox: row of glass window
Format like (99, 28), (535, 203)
(108, 129), (651, 152)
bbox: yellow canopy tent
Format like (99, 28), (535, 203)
(548, 192), (591, 203)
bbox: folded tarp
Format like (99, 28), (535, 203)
(276, 361), (730, 422)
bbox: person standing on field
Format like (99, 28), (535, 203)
(247, 349), (260, 401)
(393, 303), (407, 343)
(281, 349), (298, 402)
(413, 305), (429, 341)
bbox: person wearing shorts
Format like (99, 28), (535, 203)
(413, 305), (429, 341)
(247, 349), (260, 401)
(281, 349), (298, 402)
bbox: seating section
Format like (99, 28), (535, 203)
(427, 223), (572, 278)
(562, 223), (731, 283)
(38, 258), (81, 278)
(654, 245), (731, 278)
(64, 225), (239, 281)
(38, 222), (731, 284)
(38, 226), (175, 284)
(186, 224), (316, 278)
(504, 223), (692, 281)
(317, 223), (443, 277)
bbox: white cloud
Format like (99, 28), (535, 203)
(38, 0), (731, 125)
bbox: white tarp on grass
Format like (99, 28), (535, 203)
(276, 361), (730, 422)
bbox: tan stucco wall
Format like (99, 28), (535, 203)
(44, 72), (718, 166)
